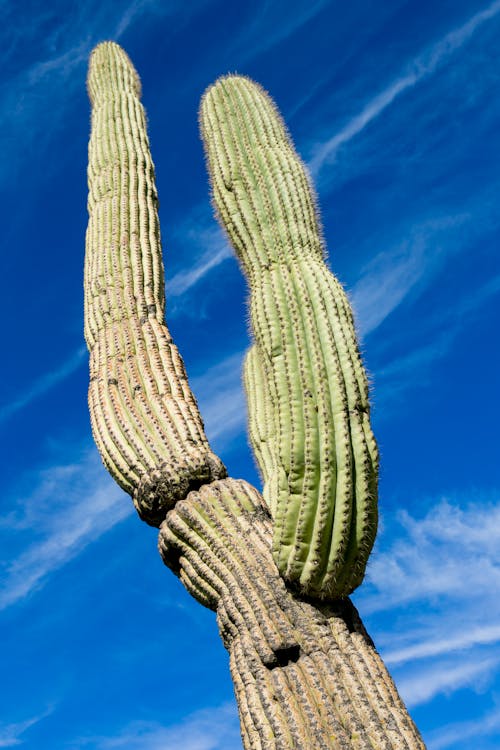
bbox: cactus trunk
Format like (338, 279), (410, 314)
(160, 479), (425, 749)
(84, 42), (426, 749)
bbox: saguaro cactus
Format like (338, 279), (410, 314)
(85, 42), (226, 527)
(85, 41), (426, 749)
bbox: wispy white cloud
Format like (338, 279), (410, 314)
(356, 493), (500, 710)
(236, 0), (330, 65)
(362, 497), (500, 613)
(74, 702), (240, 750)
(113, 0), (169, 40)
(349, 212), (471, 336)
(191, 351), (247, 446)
(0, 347), (86, 424)
(350, 229), (430, 337)
(25, 38), (90, 85)
(168, 243), (231, 296)
(399, 655), (499, 708)
(428, 705), (500, 749)
(385, 624), (500, 666)
(0, 347), (249, 612)
(4, 0), (182, 81)
(166, 225), (233, 298)
(309, 0), (500, 174)
(0, 708), (53, 748)
(374, 330), (454, 397)
(0, 449), (131, 610)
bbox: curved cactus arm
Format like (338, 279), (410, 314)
(84, 42), (426, 750)
(200, 76), (378, 599)
(85, 42), (226, 526)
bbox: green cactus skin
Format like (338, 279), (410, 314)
(200, 76), (379, 599)
(85, 42), (226, 526)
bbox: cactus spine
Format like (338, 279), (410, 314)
(85, 42), (226, 526)
(200, 76), (378, 599)
(85, 42), (426, 750)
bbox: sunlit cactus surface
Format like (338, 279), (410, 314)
(200, 76), (379, 599)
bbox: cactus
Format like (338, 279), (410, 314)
(84, 41), (426, 749)
(85, 42), (226, 527)
(200, 76), (378, 599)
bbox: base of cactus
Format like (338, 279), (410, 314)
(159, 479), (426, 749)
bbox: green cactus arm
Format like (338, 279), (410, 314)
(85, 42), (226, 526)
(200, 76), (378, 599)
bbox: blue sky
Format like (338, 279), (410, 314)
(1, 0), (499, 747)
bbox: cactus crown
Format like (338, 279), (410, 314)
(200, 75), (379, 598)
(87, 42), (142, 105)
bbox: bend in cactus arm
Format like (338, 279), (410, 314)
(85, 42), (226, 526)
(200, 76), (378, 599)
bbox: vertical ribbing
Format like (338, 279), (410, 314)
(84, 43), (425, 750)
(85, 42), (226, 526)
(159, 479), (425, 750)
(200, 76), (378, 599)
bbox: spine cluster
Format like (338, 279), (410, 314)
(85, 42), (225, 526)
(200, 76), (379, 599)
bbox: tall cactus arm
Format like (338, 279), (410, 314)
(85, 42), (226, 526)
(200, 76), (378, 599)
(242, 345), (276, 504)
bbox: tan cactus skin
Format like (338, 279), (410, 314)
(85, 42), (426, 749)
(160, 478), (425, 749)
(85, 42), (226, 526)
(200, 76), (378, 599)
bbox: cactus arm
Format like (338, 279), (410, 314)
(85, 42), (226, 526)
(200, 76), (378, 599)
